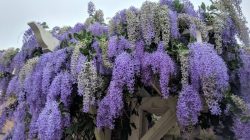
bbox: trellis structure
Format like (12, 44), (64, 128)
(0, 22), (211, 140)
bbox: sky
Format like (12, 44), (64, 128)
(0, 0), (250, 49)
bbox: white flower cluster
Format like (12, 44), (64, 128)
(78, 61), (103, 112)
(216, 0), (250, 47)
(155, 5), (170, 48)
(140, 1), (158, 45)
(99, 38), (113, 68)
(70, 43), (82, 82)
(0, 48), (18, 66)
(126, 9), (140, 45)
(213, 18), (224, 54)
(180, 51), (189, 86)
(231, 94), (248, 113)
(19, 57), (39, 83)
(201, 76), (222, 115)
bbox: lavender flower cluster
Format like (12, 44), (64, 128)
(188, 42), (229, 115)
(177, 85), (202, 126)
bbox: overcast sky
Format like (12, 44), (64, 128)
(0, 0), (250, 49)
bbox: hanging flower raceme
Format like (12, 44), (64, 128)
(78, 61), (102, 112)
(97, 82), (123, 129)
(47, 71), (72, 106)
(22, 28), (40, 55)
(12, 103), (27, 140)
(134, 40), (145, 76)
(60, 71), (73, 107)
(0, 76), (11, 95)
(169, 10), (180, 39)
(42, 48), (71, 95)
(142, 42), (175, 98)
(155, 4), (170, 47)
(19, 57), (39, 84)
(140, 1), (157, 45)
(188, 42), (229, 115)
(126, 7), (141, 44)
(37, 101), (62, 140)
(71, 43), (84, 82)
(177, 85), (202, 126)
(25, 53), (53, 123)
(238, 48), (250, 100)
(222, 17), (237, 46)
(109, 9), (127, 36)
(112, 52), (135, 93)
(97, 52), (135, 128)
(10, 28), (41, 73)
(6, 76), (19, 97)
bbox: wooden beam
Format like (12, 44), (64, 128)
(94, 128), (111, 140)
(140, 109), (177, 140)
(128, 108), (147, 140)
(140, 97), (177, 115)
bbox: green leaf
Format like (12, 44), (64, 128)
(79, 47), (89, 56)
(201, 2), (206, 11)
(209, 5), (217, 10)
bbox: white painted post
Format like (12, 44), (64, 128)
(196, 30), (202, 43)
(28, 22), (60, 52)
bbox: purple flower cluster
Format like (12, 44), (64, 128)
(18, 48), (71, 138)
(160, 0), (173, 9)
(42, 48), (70, 95)
(140, 1), (157, 45)
(6, 76), (19, 97)
(233, 118), (250, 140)
(88, 22), (108, 37)
(222, 17), (237, 45)
(112, 52), (135, 93)
(169, 10), (180, 39)
(142, 43), (175, 98)
(177, 85), (202, 126)
(108, 36), (130, 59)
(52, 23), (85, 45)
(239, 49), (250, 100)
(12, 103), (26, 140)
(22, 28), (40, 56)
(37, 101), (62, 140)
(47, 71), (72, 107)
(97, 82), (123, 129)
(0, 76), (11, 94)
(97, 52), (135, 128)
(0, 109), (7, 130)
(60, 71), (73, 107)
(109, 9), (127, 36)
(9, 28), (40, 73)
(1, 0), (250, 138)
(183, 0), (198, 17)
(71, 23), (85, 34)
(188, 43), (229, 115)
